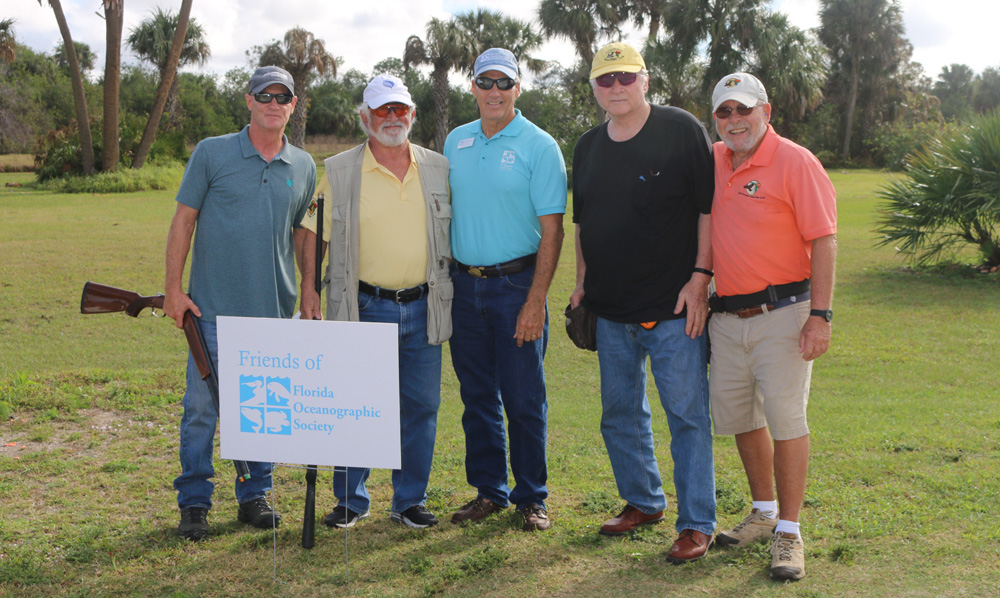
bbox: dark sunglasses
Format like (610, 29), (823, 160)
(714, 104), (757, 119)
(475, 76), (517, 91)
(595, 72), (638, 88)
(253, 93), (293, 105)
(371, 103), (412, 118)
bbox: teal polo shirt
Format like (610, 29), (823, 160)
(176, 126), (316, 323)
(444, 110), (567, 266)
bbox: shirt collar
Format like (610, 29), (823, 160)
(238, 125), (293, 164)
(361, 141), (416, 173)
(477, 109), (525, 140)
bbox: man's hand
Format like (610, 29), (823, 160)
(300, 287), (323, 320)
(164, 292), (200, 329)
(569, 286), (585, 309)
(674, 273), (711, 339)
(514, 296), (546, 347)
(799, 317), (831, 361)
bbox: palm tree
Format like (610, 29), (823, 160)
(403, 17), (468, 152)
(1, 18), (18, 63)
(37, 0), (94, 175)
(257, 27), (337, 148)
(627, 0), (668, 42)
(127, 6), (211, 129)
(102, 0), (123, 171)
(661, 0), (766, 96)
(132, 0), (196, 169)
(537, 0), (628, 123)
(750, 13), (826, 123)
(819, 0), (907, 160)
(454, 9), (546, 76)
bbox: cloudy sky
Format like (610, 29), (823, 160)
(5, 0), (991, 86)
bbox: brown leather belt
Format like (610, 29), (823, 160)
(455, 253), (537, 278)
(728, 294), (808, 318)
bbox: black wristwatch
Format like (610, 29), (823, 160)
(809, 308), (833, 322)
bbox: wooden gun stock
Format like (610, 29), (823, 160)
(80, 281), (252, 482)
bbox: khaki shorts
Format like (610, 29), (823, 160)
(709, 300), (812, 440)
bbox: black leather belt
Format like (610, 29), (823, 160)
(455, 253), (537, 278)
(358, 281), (429, 303)
(711, 279), (811, 312)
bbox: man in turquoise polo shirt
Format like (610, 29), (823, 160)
(444, 48), (567, 532)
(164, 65), (316, 541)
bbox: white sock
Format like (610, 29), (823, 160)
(752, 501), (778, 519)
(775, 519), (800, 537)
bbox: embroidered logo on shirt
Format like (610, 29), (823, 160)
(500, 150), (516, 170)
(743, 180), (760, 195)
(287, 178), (294, 188)
(307, 198), (318, 217)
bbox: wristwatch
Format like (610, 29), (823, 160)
(809, 308), (833, 322)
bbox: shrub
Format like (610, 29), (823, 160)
(35, 161), (185, 193)
(866, 119), (959, 171)
(876, 110), (1000, 268)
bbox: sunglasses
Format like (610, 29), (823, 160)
(475, 76), (517, 91)
(714, 104), (757, 119)
(595, 72), (638, 88)
(371, 103), (412, 118)
(253, 93), (293, 105)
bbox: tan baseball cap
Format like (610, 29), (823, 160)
(590, 42), (646, 79)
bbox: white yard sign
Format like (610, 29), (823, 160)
(217, 316), (400, 469)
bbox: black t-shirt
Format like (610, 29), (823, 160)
(573, 104), (714, 323)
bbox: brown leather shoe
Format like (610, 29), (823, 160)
(599, 505), (665, 536)
(666, 529), (713, 564)
(451, 496), (505, 523)
(519, 503), (551, 531)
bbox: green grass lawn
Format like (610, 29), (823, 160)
(1, 169), (998, 597)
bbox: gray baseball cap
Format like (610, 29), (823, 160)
(249, 66), (294, 95)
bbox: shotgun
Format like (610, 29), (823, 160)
(79, 282), (253, 482)
(302, 192), (324, 549)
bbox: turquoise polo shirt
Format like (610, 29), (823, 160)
(176, 126), (316, 323)
(444, 110), (567, 266)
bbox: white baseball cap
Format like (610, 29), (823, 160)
(712, 73), (768, 112)
(363, 74), (414, 108)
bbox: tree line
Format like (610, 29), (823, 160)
(1, 0), (998, 180)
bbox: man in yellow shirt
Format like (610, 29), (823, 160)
(298, 74), (452, 528)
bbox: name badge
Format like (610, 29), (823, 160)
(457, 137), (475, 149)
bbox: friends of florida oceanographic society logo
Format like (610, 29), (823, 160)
(237, 351), (382, 438)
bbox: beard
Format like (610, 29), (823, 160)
(370, 121), (411, 147)
(716, 118), (767, 154)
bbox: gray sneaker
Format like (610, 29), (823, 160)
(716, 508), (777, 547)
(770, 531), (806, 581)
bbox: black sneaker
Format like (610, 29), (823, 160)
(390, 505), (439, 528)
(324, 505), (370, 528)
(237, 497), (282, 529)
(178, 507), (209, 541)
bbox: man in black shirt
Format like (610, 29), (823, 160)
(570, 42), (716, 564)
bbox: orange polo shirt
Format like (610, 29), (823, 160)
(711, 125), (837, 297)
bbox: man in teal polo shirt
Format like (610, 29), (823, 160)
(444, 48), (567, 532)
(164, 65), (316, 541)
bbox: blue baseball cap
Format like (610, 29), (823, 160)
(473, 48), (518, 80)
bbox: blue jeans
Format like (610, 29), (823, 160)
(449, 264), (548, 508)
(174, 320), (274, 510)
(596, 316), (716, 535)
(334, 291), (442, 514)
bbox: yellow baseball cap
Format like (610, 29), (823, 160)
(590, 43), (646, 79)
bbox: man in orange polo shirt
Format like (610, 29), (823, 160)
(707, 72), (837, 582)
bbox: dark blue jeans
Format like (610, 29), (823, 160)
(333, 291), (442, 514)
(449, 264), (548, 508)
(174, 321), (274, 510)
